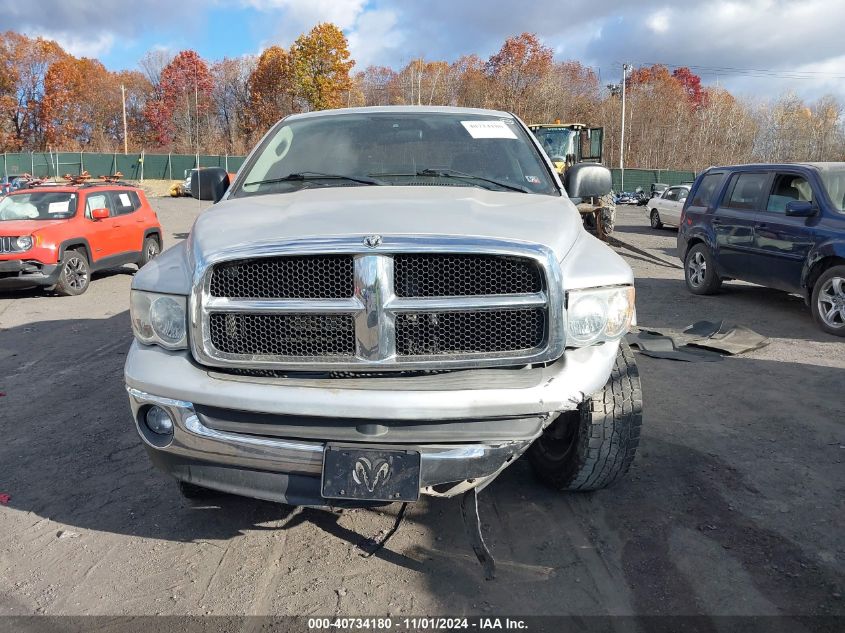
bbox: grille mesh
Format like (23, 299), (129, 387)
(394, 255), (542, 297)
(396, 309), (545, 356)
(210, 256), (354, 299)
(209, 313), (355, 357)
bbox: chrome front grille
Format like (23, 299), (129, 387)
(210, 255), (354, 298)
(209, 313), (356, 356)
(192, 237), (565, 371)
(394, 254), (542, 297)
(396, 309), (545, 356)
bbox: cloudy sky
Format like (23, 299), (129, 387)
(2, 0), (844, 101)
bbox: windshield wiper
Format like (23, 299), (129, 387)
(244, 172), (381, 187)
(368, 168), (530, 193)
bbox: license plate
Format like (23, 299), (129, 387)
(321, 445), (421, 502)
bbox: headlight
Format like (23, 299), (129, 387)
(566, 286), (635, 346)
(130, 290), (188, 349)
(16, 235), (33, 251)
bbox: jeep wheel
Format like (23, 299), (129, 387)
(528, 342), (642, 491)
(54, 249), (91, 296)
(684, 243), (722, 295)
(650, 209), (663, 229)
(138, 236), (161, 269)
(178, 481), (216, 500)
(811, 265), (845, 337)
(600, 194), (616, 235)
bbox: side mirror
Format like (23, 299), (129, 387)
(191, 167), (230, 203)
(785, 200), (816, 217)
(91, 208), (109, 220)
(564, 163), (612, 199)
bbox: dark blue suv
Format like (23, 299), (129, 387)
(678, 163), (845, 336)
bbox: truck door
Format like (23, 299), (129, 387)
(578, 128), (603, 162)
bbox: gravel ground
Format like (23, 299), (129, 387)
(0, 199), (842, 620)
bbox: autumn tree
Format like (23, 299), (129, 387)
(0, 31), (66, 150)
(144, 50), (213, 151)
(290, 23), (354, 111)
(486, 33), (553, 118)
(211, 56), (254, 153)
(357, 65), (399, 106)
(246, 46), (296, 135)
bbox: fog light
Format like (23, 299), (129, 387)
(145, 406), (174, 435)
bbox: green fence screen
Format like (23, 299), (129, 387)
(1, 152), (247, 180)
(610, 168), (696, 193)
(2, 153), (693, 192)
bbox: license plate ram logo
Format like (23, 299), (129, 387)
(352, 456), (391, 492)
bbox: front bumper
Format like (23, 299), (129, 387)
(0, 259), (60, 289)
(125, 341), (619, 506)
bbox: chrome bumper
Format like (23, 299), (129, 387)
(127, 387), (534, 503)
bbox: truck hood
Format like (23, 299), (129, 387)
(191, 186), (583, 263)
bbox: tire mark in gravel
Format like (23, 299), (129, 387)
(238, 528), (290, 626)
(539, 496), (633, 615)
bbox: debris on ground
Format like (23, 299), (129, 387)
(0, 493), (9, 505)
(628, 320), (769, 362)
(56, 530), (80, 539)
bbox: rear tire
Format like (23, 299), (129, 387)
(810, 265), (845, 337)
(54, 249), (91, 296)
(650, 209), (663, 229)
(528, 342), (642, 491)
(137, 236), (161, 269)
(684, 243), (722, 295)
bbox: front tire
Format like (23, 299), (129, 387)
(54, 249), (91, 296)
(811, 265), (845, 337)
(650, 209), (663, 229)
(528, 342), (642, 491)
(684, 243), (722, 295)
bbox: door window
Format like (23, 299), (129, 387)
(766, 174), (813, 213)
(678, 188), (689, 203)
(664, 188), (679, 201)
(85, 193), (113, 219)
(691, 173), (724, 207)
(723, 173), (768, 210)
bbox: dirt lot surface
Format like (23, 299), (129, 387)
(0, 199), (843, 621)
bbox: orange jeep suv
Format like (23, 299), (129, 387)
(0, 182), (163, 295)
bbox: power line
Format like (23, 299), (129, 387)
(614, 61), (845, 81)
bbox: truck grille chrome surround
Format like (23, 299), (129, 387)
(191, 236), (566, 371)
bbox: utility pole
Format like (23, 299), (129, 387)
(620, 63), (630, 193)
(121, 84), (128, 154)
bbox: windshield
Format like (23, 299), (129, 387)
(0, 191), (78, 221)
(531, 128), (575, 161)
(816, 165), (845, 212)
(235, 112), (558, 197)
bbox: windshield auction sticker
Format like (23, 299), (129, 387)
(461, 120), (518, 139)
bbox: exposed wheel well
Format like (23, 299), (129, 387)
(60, 242), (90, 262)
(684, 236), (705, 257)
(805, 256), (845, 292)
(144, 230), (162, 247)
